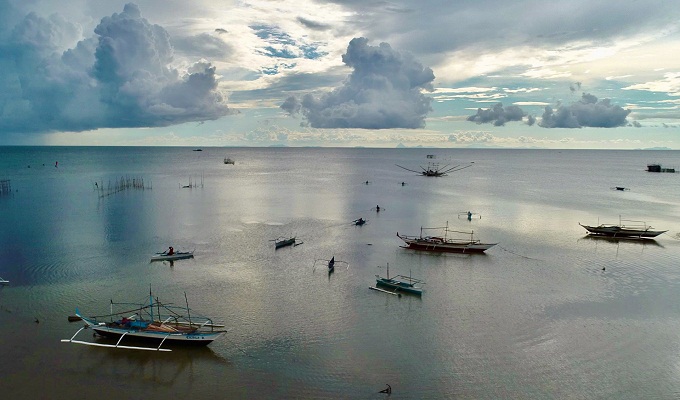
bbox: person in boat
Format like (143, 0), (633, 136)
(328, 257), (335, 270)
(356, 218), (364, 225)
(167, 246), (174, 255)
(379, 384), (392, 394)
(376, 205), (380, 212)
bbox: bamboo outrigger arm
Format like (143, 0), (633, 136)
(60, 326), (173, 352)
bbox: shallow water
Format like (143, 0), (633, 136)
(1, 147), (680, 399)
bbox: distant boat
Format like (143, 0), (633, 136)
(611, 186), (630, 191)
(272, 236), (296, 249)
(193, 149), (203, 152)
(396, 162), (473, 177)
(579, 217), (666, 239)
(354, 218), (366, 226)
(397, 222), (497, 253)
(0, 277), (8, 285)
(647, 164), (675, 173)
(224, 157), (235, 164)
(313, 257), (348, 273)
(150, 251), (194, 262)
(374, 263), (424, 296)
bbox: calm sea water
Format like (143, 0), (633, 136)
(1, 146), (680, 399)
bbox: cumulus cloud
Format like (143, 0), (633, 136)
(539, 93), (631, 128)
(0, 3), (230, 135)
(281, 37), (435, 129)
(466, 103), (526, 126)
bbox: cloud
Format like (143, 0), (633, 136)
(296, 17), (332, 31)
(171, 33), (233, 59)
(539, 93), (631, 128)
(0, 2), (230, 135)
(466, 103), (526, 126)
(281, 37), (435, 129)
(448, 131), (495, 143)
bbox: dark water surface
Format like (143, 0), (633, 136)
(1, 147), (680, 399)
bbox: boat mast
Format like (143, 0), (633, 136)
(149, 286), (154, 322)
(185, 292), (192, 327)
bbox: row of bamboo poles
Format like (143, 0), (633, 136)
(94, 176), (151, 198)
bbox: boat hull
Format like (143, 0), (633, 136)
(92, 326), (223, 346)
(398, 236), (496, 253)
(150, 252), (194, 262)
(376, 280), (422, 295)
(579, 224), (666, 238)
(274, 238), (295, 248)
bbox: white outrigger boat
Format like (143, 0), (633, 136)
(0, 277), (8, 285)
(150, 251), (194, 262)
(61, 290), (226, 351)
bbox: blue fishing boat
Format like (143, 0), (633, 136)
(374, 263), (424, 296)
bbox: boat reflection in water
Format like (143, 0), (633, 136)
(579, 234), (664, 248)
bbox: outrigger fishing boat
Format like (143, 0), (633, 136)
(397, 222), (497, 253)
(272, 236), (296, 249)
(373, 263), (424, 296)
(0, 277), (8, 285)
(396, 162), (473, 177)
(313, 256), (348, 273)
(579, 217), (666, 239)
(150, 250), (194, 262)
(61, 290), (226, 351)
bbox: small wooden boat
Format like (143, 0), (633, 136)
(375, 263), (424, 295)
(224, 157), (235, 164)
(354, 218), (366, 226)
(397, 222), (496, 253)
(313, 257), (348, 273)
(273, 236), (296, 249)
(61, 290), (226, 351)
(150, 251), (194, 262)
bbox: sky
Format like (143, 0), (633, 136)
(1, 0), (680, 149)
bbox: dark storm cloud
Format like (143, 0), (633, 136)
(0, 2), (230, 134)
(539, 93), (631, 128)
(467, 103), (526, 126)
(280, 37), (434, 129)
